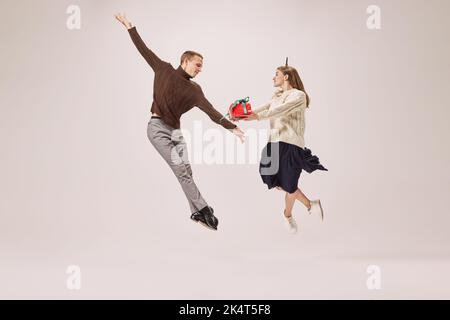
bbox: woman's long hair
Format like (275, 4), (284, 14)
(277, 66), (310, 107)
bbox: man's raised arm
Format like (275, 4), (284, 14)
(115, 13), (164, 72)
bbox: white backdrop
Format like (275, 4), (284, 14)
(1, 0), (449, 298)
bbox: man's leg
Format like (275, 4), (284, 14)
(172, 134), (198, 213)
(147, 120), (208, 214)
(172, 130), (219, 229)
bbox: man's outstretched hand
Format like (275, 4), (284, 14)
(115, 13), (133, 29)
(232, 127), (245, 144)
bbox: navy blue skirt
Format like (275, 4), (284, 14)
(259, 141), (328, 194)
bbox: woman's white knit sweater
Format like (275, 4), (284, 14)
(253, 88), (308, 149)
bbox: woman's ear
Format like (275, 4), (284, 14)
(284, 74), (289, 81)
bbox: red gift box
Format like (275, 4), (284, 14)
(226, 97), (253, 121)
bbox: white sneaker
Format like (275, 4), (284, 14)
(308, 200), (324, 221)
(284, 213), (298, 234)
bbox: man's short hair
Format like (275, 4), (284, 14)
(180, 51), (203, 64)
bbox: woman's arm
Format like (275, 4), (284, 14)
(240, 101), (270, 121)
(257, 91), (306, 120)
(252, 101), (271, 114)
(115, 13), (164, 72)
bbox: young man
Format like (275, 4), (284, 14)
(115, 13), (245, 231)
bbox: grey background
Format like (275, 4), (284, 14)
(1, 0), (449, 298)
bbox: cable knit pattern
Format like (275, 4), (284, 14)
(253, 88), (307, 148)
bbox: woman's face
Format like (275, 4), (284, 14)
(273, 69), (287, 87)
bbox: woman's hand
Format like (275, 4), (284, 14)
(115, 13), (133, 29)
(242, 113), (259, 121)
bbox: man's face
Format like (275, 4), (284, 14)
(182, 55), (203, 78)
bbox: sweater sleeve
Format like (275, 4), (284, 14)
(252, 101), (271, 114)
(258, 91), (306, 120)
(128, 26), (164, 72)
(195, 87), (237, 130)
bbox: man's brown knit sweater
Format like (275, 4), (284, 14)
(128, 26), (237, 130)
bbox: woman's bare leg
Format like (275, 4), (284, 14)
(294, 187), (311, 210)
(276, 186), (305, 217)
(284, 191), (297, 218)
(277, 185), (312, 217)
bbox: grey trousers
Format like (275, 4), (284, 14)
(147, 117), (208, 214)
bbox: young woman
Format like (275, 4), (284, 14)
(241, 65), (328, 234)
